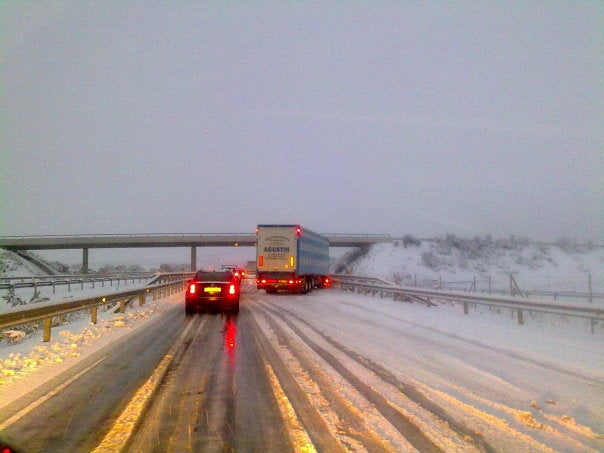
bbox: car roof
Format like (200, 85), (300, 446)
(194, 270), (234, 281)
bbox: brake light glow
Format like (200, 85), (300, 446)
(229, 284), (236, 295)
(189, 283), (196, 294)
(296, 226), (301, 236)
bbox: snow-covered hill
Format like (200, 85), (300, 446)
(0, 249), (52, 277)
(332, 236), (603, 294)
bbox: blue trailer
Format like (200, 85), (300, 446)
(256, 224), (330, 294)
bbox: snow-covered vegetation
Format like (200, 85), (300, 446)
(332, 235), (603, 294)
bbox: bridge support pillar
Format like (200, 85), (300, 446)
(82, 248), (89, 273)
(190, 246), (197, 271)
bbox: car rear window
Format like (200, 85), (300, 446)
(194, 271), (232, 282)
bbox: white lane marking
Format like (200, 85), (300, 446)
(0, 355), (108, 430)
(262, 357), (317, 453)
(91, 315), (200, 453)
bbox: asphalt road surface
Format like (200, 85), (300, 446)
(1, 283), (601, 452)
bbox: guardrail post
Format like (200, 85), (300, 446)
(119, 300), (126, 313)
(138, 294), (146, 307)
(463, 301), (469, 315)
(43, 318), (52, 342)
(517, 308), (524, 325)
(91, 306), (98, 324)
(588, 274), (593, 303)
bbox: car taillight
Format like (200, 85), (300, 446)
(189, 283), (196, 294)
(229, 284), (236, 295)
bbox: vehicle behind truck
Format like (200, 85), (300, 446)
(256, 224), (330, 294)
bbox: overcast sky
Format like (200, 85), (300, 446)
(2, 1), (602, 245)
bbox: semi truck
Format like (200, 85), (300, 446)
(256, 224), (330, 294)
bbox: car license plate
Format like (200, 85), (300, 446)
(204, 287), (221, 293)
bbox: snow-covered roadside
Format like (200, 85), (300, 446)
(323, 289), (604, 379)
(268, 288), (604, 445)
(0, 292), (183, 408)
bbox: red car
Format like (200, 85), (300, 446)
(185, 270), (240, 315)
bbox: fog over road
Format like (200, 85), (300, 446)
(1, 283), (601, 452)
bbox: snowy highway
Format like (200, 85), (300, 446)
(0, 282), (602, 452)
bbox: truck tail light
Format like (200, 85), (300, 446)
(229, 284), (236, 295)
(290, 256), (294, 267)
(258, 256), (264, 266)
(189, 283), (196, 294)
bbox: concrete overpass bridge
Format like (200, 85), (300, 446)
(0, 233), (392, 272)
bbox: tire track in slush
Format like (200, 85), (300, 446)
(255, 305), (414, 452)
(258, 303), (447, 453)
(264, 303), (498, 453)
(245, 308), (347, 452)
